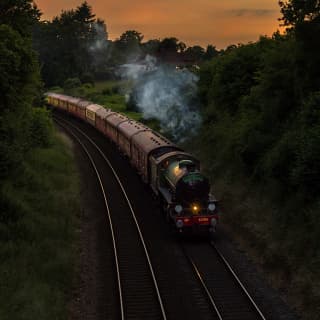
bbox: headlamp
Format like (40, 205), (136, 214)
(175, 205), (183, 213)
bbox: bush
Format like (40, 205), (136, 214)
(82, 83), (93, 89)
(291, 92), (320, 194)
(102, 87), (111, 95)
(48, 86), (62, 93)
(80, 72), (94, 85)
(63, 78), (81, 90)
(111, 85), (120, 94)
(29, 108), (53, 148)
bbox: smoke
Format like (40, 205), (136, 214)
(119, 55), (201, 142)
(88, 22), (109, 67)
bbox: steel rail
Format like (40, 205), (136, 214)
(184, 251), (223, 320)
(54, 118), (125, 320)
(54, 114), (167, 320)
(210, 241), (267, 320)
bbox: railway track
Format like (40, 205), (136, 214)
(54, 116), (167, 320)
(53, 112), (224, 320)
(183, 240), (267, 320)
(54, 111), (269, 320)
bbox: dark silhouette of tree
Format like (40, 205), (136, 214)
(184, 45), (205, 62)
(74, 1), (95, 24)
(142, 39), (160, 55)
(112, 30), (143, 62)
(119, 30), (143, 45)
(0, 0), (40, 36)
(279, 0), (320, 27)
(159, 37), (186, 53)
(279, 0), (320, 92)
(204, 45), (219, 60)
(33, 1), (107, 85)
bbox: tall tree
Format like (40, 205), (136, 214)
(119, 30), (143, 45)
(279, 0), (320, 27)
(0, 0), (40, 36)
(159, 37), (186, 53)
(0, 0), (41, 177)
(112, 30), (143, 61)
(279, 0), (320, 92)
(74, 1), (95, 24)
(204, 45), (219, 60)
(184, 45), (205, 62)
(142, 39), (160, 55)
(33, 1), (106, 85)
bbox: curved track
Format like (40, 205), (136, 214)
(54, 116), (167, 320)
(53, 110), (271, 320)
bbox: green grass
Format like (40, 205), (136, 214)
(0, 131), (80, 320)
(49, 80), (162, 128)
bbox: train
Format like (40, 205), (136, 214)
(46, 92), (219, 235)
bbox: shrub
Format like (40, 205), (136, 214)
(82, 83), (93, 89)
(80, 72), (94, 85)
(111, 85), (120, 94)
(63, 78), (81, 90)
(29, 108), (53, 148)
(48, 86), (62, 93)
(102, 88), (111, 95)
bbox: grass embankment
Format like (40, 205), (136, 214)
(50, 80), (161, 131)
(0, 131), (80, 320)
(189, 138), (320, 319)
(220, 179), (319, 319)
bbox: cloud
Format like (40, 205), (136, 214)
(227, 9), (276, 17)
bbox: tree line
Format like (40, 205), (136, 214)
(197, 1), (320, 313)
(199, 0), (320, 200)
(32, 1), (219, 87)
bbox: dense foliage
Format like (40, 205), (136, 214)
(1, 2), (80, 318)
(199, 8), (320, 198)
(0, 133), (80, 320)
(197, 0), (320, 316)
(0, 0), (51, 179)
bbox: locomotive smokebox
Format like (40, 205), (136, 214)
(164, 160), (210, 204)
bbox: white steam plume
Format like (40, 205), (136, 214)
(89, 22), (109, 67)
(119, 55), (201, 142)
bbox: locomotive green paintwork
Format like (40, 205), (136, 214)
(163, 159), (210, 204)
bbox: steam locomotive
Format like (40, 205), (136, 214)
(46, 92), (219, 235)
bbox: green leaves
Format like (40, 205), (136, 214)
(198, 29), (320, 198)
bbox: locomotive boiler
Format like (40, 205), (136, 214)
(164, 160), (210, 204)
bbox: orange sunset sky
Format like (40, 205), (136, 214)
(35, 0), (283, 49)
